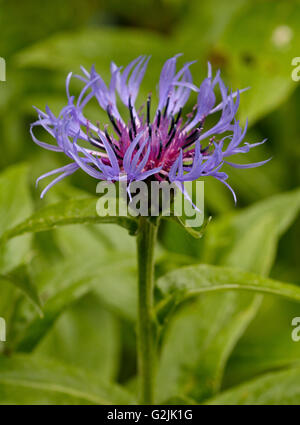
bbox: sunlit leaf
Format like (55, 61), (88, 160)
(1, 197), (138, 241)
(206, 367), (300, 405)
(11, 254), (135, 353)
(35, 294), (120, 382)
(0, 265), (42, 316)
(157, 264), (300, 318)
(156, 188), (300, 402)
(0, 163), (33, 273)
(0, 355), (134, 405)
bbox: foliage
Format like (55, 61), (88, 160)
(0, 0), (299, 405)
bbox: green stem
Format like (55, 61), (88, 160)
(136, 216), (158, 405)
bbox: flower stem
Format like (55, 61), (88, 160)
(136, 216), (158, 405)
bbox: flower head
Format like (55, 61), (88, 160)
(31, 55), (269, 200)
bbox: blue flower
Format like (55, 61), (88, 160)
(31, 55), (270, 199)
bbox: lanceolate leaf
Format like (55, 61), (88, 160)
(12, 255), (136, 353)
(0, 163), (33, 274)
(156, 189), (300, 403)
(6, 220), (137, 354)
(206, 367), (300, 405)
(155, 263), (300, 404)
(0, 164), (40, 322)
(202, 188), (300, 273)
(1, 197), (138, 241)
(0, 265), (42, 316)
(0, 355), (135, 405)
(157, 264), (300, 314)
(164, 215), (212, 239)
(35, 294), (121, 383)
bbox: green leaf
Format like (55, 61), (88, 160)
(163, 215), (211, 239)
(0, 163), (32, 236)
(156, 262), (300, 403)
(215, 0), (300, 124)
(14, 28), (169, 93)
(0, 164), (38, 337)
(206, 367), (300, 405)
(1, 197), (138, 241)
(0, 163), (33, 273)
(5, 216), (137, 354)
(157, 264), (300, 308)
(11, 253), (135, 353)
(162, 180), (210, 239)
(223, 296), (300, 389)
(0, 355), (134, 405)
(156, 189), (300, 403)
(177, 0), (300, 123)
(176, 0), (249, 51)
(52, 224), (137, 321)
(156, 292), (260, 403)
(0, 0), (99, 57)
(35, 293), (120, 382)
(54, 222), (136, 258)
(202, 188), (300, 274)
(0, 265), (42, 316)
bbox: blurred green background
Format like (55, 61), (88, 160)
(0, 0), (300, 405)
